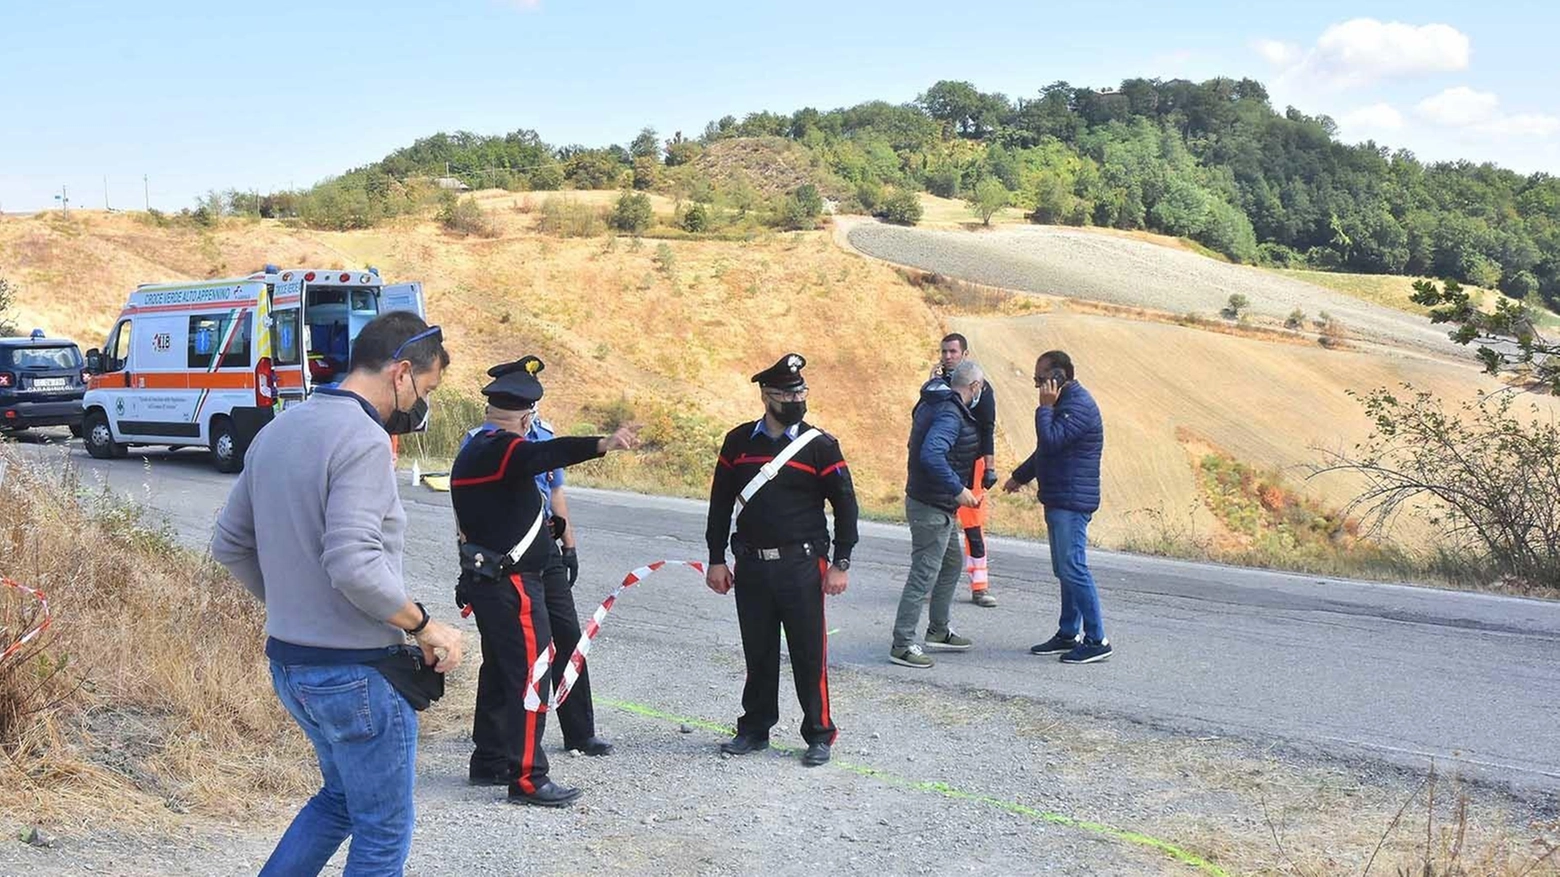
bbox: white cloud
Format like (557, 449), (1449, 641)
(1415, 86), (1499, 126)
(1339, 103), (1405, 135)
(1488, 114), (1560, 138)
(1253, 39), (1301, 67)
(1414, 87), (1559, 139)
(1257, 19), (1470, 90)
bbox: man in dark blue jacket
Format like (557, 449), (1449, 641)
(891, 361), (985, 669)
(1004, 350), (1112, 664)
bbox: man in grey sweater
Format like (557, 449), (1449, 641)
(212, 311), (464, 877)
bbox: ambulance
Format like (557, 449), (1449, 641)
(82, 265), (425, 472)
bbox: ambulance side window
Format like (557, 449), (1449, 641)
(106, 320), (133, 372)
(187, 313), (253, 370)
(272, 308), (301, 366)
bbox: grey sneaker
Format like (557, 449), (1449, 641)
(924, 629), (973, 651)
(971, 590), (998, 608)
(890, 643), (934, 668)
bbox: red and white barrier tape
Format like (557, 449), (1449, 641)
(523, 560), (706, 713)
(0, 577), (51, 667)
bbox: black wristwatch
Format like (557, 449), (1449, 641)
(408, 602), (430, 635)
(833, 557), (851, 571)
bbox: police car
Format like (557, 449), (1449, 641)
(0, 330), (88, 437)
(83, 265), (425, 472)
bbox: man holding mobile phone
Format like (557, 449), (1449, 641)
(1003, 350), (1111, 664)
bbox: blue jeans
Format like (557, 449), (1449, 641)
(1045, 507), (1105, 642)
(262, 661), (418, 877)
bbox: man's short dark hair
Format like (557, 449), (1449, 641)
(1039, 349), (1074, 381)
(350, 311), (450, 374)
(941, 333), (969, 352)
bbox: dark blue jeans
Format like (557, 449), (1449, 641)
(262, 661), (418, 876)
(1045, 507), (1106, 642)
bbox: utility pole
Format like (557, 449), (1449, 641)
(104, 176), (110, 211)
(54, 185), (69, 216)
(143, 174), (149, 211)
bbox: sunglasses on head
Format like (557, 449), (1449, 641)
(392, 325), (443, 362)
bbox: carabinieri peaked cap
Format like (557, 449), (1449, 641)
(482, 355), (546, 410)
(751, 353), (807, 391)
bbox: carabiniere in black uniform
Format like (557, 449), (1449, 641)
(705, 353), (859, 767)
(450, 358), (611, 809)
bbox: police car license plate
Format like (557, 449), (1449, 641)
(31, 378), (67, 390)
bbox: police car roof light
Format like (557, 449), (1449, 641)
(29, 329), (44, 339)
(263, 263), (279, 274)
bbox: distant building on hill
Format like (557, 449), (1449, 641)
(433, 177), (470, 192)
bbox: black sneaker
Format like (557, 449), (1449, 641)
(1060, 638), (1113, 664)
(1029, 633), (1081, 655)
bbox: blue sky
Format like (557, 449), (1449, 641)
(2, 0), (1556, 212)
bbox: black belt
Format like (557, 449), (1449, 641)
(733, 540), (826, 562)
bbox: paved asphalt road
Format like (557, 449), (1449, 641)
(22, 438), (1560, 798)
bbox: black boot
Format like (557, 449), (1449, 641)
(468, 758), (516, 787)
(802, 742), (831, 767)
(508, 780), (582, 808)
(568, 736), (615, 757)
(719, 734), (770, 756)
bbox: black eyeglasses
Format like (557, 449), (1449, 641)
(393, 325), (443, 361)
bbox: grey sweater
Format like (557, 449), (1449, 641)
(211, 390), (409, 650)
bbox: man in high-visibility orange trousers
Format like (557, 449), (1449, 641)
(934, 334), (998, 608)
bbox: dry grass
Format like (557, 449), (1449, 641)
(0, 210), (939, 519)
(0, 444), (311, 824)
(910, 193), (1029, 230)
(954, 310), (1560, 552)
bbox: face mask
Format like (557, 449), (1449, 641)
(384, 369), (430, 436)
(770, 399), (807, 426)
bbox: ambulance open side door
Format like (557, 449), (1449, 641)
(380, 283), (425, 319)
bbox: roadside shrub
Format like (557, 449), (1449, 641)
(875, 190), (923, 226)
(1258, 242), (1304, 268)
(610, 190), (654, 234)
(1221, 293), (1250, 320)
(1318, 386), (1560, 590)
(681, 202), (709, 233)
(778, 184), (824, 231)
(437, 193), (497, 237)
(925, 167), (960, 198)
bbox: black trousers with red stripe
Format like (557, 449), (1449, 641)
(732, 552), (837, 746)
(466, 567), (555, 794)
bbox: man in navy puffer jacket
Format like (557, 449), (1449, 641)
(890, 360), (986, 669)
(1005, 350), (1112, 664)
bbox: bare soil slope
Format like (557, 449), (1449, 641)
(848, 221), (1466, 356)
(960, 310), (1541, 547)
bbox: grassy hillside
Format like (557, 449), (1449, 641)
(3, 195), (1550, 580)
(0, 199), (938, 517)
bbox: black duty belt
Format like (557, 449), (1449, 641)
(733, 540), (826, 562)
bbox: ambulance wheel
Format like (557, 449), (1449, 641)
(210, 416), (242, 474)
(84, 410), (126, 459)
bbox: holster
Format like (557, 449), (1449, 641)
(458, 541), (509, 581)
(371, 645), (445, 711)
